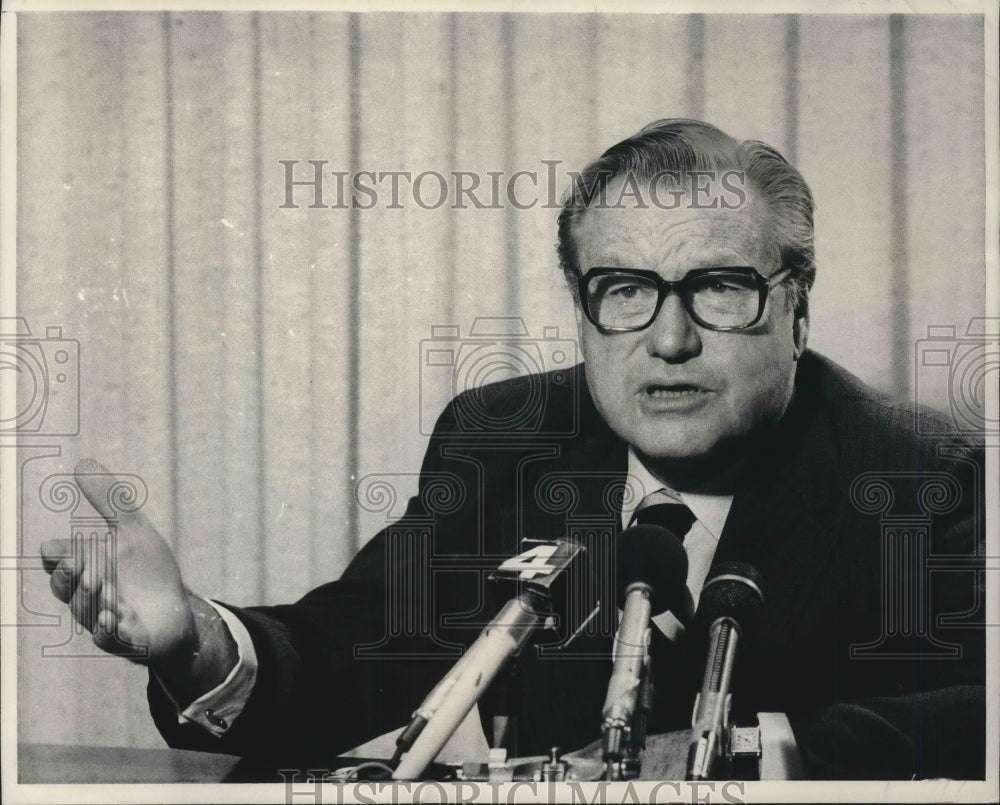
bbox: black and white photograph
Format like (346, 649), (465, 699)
(2, 2), (997, 802)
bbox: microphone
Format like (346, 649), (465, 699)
(686, 562), (765, 781)
(601, 524), (692, 776)
(392, 539), (591, 780)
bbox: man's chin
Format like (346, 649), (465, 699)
(630, 431), (744, 488)
(628, 428), (723, 463)
(633, 442), (712, 462)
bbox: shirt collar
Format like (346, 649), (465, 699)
(622, 448), (734, 540)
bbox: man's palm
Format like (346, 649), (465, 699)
(41, 459), (197, 664)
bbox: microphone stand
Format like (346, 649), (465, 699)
(392, 538), (592, 781)
(393, 596), (542, 780)
(601, 650), (651, 780)
(599, 523), (692, 780)
(629, 653), (654, 774)
(601, 586), (653, 781)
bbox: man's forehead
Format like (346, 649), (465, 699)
(573, 176), (770, 268)
(588, 171), (758, 210)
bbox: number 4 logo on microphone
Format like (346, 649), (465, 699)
(497, 543), (560, 579)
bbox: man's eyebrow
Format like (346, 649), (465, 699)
(585, 254), (756, 271)
(690, 254), (756, 268)
(584, 251), (637, 268)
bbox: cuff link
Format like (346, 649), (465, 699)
(204, 709), (229, 729)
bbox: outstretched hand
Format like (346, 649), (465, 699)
(41, 459), (237, 701)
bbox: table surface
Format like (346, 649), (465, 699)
(19, 743), (242, 784)
(18, 732), (691, 784)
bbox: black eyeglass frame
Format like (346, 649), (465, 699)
(575, 265), (794, 334)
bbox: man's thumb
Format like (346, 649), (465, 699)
(74, 458), (145, 525)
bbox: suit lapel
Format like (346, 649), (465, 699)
(510, 386), (631, 544)
(714, 377), (841, 642)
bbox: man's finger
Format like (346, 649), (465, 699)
(93, 609), (125, 653)
(70, 572), (102, 633)
(99, 579), (118, 612)
(40, 538), (72, 575)
(49, 561), (78, 603)
(93, 608), (150, 661)
(49, 542), (86, 603)
(77, 551), (100, 598)
(94, 608), (117, 636)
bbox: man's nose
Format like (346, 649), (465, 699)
(645, 293), (702, 361)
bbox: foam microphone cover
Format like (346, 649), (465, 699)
(695, 561), (765, 633)
(616, 523), (689, 615)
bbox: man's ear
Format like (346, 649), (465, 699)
(793, 313), (809, 360)
(573, 299), (585, 335)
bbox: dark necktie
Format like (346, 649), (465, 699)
(630, 494), (700, 731)
(632, 497), (697, 541)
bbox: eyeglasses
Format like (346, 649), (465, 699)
(576, 266), (793, 333)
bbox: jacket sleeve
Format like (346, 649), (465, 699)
(794, 438), (987, 780)
(146, 397), (485, 764)
(795, 685), (985, 780)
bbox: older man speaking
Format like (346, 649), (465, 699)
(42, 119), (985, 780)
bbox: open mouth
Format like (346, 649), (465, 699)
(645, 383), (705, 397)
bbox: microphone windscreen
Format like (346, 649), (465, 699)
(696, 561), (765, 628)
(616, 524), (688, 615)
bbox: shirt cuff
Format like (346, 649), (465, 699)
(156, 600), (259, 737)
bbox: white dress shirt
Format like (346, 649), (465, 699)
(621, 449), (734, 642)
(156, 599), (258, 736)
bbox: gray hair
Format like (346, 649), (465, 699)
(557, 119), (815, 317)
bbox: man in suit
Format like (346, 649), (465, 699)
(41, 119), (986, 779)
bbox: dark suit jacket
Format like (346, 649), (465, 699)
(149, 351), (986, 779)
